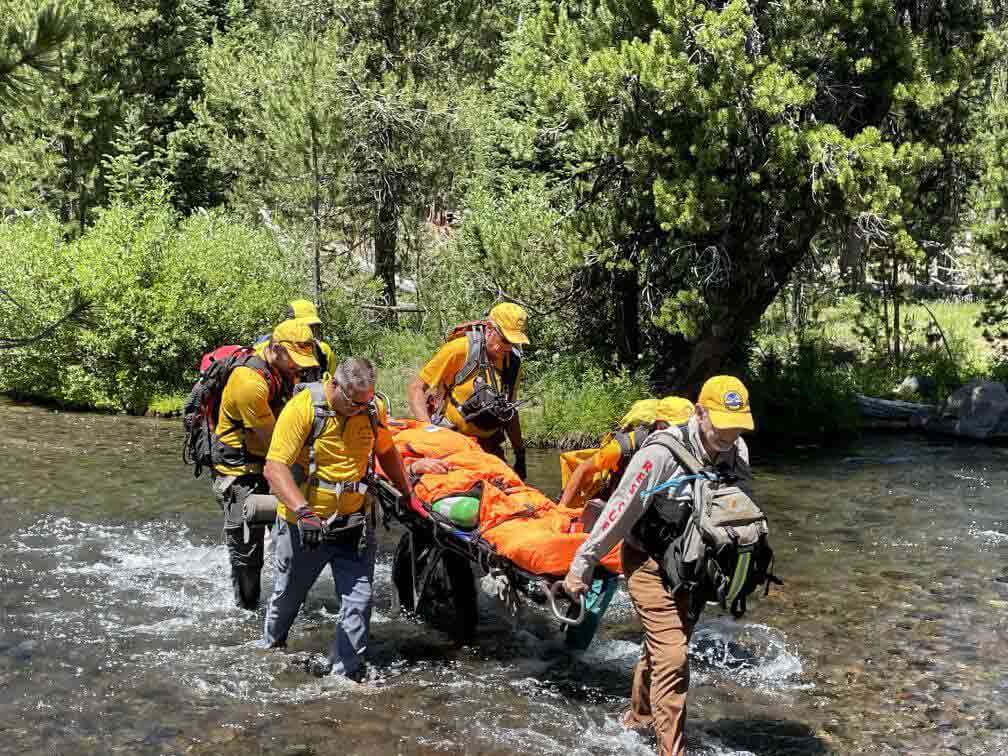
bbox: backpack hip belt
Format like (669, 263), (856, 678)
(310, 478), (370, 497)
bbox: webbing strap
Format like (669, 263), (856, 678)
(726, 544), (753, 605)
(312, 479), (369, 496)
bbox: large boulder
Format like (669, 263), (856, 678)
(922, 380), (1008, 440)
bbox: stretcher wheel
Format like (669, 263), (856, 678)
(392, 532), (477, 644)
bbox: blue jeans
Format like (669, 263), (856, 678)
(263, 516), (377, 678)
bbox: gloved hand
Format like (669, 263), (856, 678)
(513, 448), (527, 481)
(296, 507), (325, 550)
(562, 571), (588, 600)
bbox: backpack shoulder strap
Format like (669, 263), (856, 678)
(451, 327), (487, 388)
(299, 381), (334, 448)
(643, 431), (704, 475)
(235, 351), (280, 401)
(500, 348), (521, 396)
(613, 428), (651, 462)
(314, 340), (329, 375)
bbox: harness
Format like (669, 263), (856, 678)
(210, 352), (284, 474)
(295, 382), (385, 530)
(438, 324), (522, 432)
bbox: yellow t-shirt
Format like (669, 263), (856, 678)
(418, 337), (521, 438)
(213, 342), (276, 475)
(267, 388), (394, 521)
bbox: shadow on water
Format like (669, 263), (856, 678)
(695, 718), (832, 756)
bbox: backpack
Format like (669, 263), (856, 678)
(181, 345), (280, 478)
(432, 321), (522, 431)
(647, 434), (779, 622)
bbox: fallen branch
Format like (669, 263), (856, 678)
(0, 291), (92, 349)
(360, 303), (424, 313)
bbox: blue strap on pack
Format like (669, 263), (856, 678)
(641, 472), (714, 500)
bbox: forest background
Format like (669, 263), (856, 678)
(2, 0), (1007, 446)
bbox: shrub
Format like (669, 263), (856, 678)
(747, 340), (861, 437)
(520, 354), (650, 448)
(0, 195), (307, 410)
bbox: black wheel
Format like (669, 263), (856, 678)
(392, 531), (478, 644)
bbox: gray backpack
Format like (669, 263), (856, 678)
(649, 435), (779, 621)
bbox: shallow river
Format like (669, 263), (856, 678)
(1, 399), (1006, 755)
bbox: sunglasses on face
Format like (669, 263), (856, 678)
(336, 383), (371, 411)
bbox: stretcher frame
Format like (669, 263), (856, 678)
(372, 478), (589, 628)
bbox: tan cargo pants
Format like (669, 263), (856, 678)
(622, 543), (695, 756)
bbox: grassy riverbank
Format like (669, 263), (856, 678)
(8, 299), (1006, 448)
(5, 201), (1007, 447)
(125, 329), (650, 449)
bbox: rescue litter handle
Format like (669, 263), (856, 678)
(546, 581), (586, 627)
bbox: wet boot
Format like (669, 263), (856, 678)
(225, 525), (265, 610)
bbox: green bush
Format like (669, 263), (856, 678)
(0, 194), (307, 410)
(520, 354), (650, 448)
(747, 340), (861, 437)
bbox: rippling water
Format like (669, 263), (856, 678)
(1, 399), (1006, 755)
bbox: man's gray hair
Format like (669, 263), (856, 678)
(333, 357), (377, 394)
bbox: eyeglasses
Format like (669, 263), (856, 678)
(336, 383), (371, 411)
(487, 325), (513, 348)
(279, 340), (314, 351)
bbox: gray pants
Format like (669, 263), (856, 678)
(263, 516), (377, 678)
(212, 472), (268, 610)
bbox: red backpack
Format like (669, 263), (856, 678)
(181, 345), (280, 478)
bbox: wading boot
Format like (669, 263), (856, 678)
(225, 525), (264, 610)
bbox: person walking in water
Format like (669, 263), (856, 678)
(406, 303), (529, 478)
(211, 319), (317, 609)
(262, 357), (410, 683)
(563, 376), (755, 755)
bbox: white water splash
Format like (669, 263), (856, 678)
(690, 618), (811, 692)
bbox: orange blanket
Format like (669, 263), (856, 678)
(381, 422), (622, 578)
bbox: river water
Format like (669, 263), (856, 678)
(1, 399), (1006, 755)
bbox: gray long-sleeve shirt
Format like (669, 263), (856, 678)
(567, 415), (752, 584)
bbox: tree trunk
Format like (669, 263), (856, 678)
(892, 249), (901, 364)
(374, 194), (398, 321)
(676, 224), (820, 397)
(613, 266), (640, 364)
(310, 114), (323, 311)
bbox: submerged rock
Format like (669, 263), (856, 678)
(921, 380), (1008, 440)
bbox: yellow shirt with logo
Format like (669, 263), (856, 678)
(267, 387), (394, 522)
(418, 336), (521, 438)
(213, 342), (276, 476)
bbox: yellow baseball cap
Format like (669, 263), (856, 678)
(488, 302), (530, 345)
(272, 319), (319, 369)
(287, 299), (322, 326)
(698, 376), (754, 431)
(617, 399), (659, 430)
(656, 396), (695, 425)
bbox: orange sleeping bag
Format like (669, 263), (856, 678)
(383, 422), (622, 577)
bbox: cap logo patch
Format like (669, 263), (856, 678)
(724, 391), (744, 410)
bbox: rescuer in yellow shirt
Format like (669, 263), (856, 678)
(211, 319), (318, 609)
(407, 303), (530, 478)
(262, 357), (410, 683)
